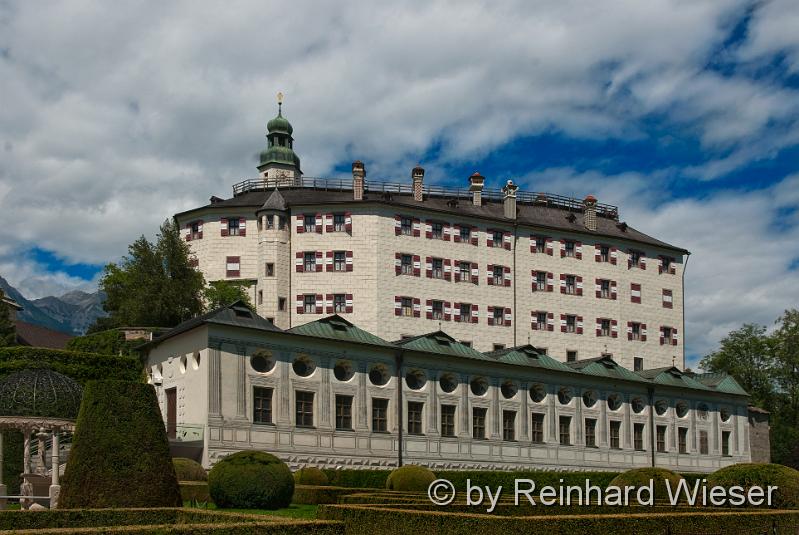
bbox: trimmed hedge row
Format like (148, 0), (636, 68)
(322, 469), (391, 489)
(318, 504), (799, 534)
(180, 481), (211, 503)
(293, 486), (402, 505)
(174, 457), (208, 482)
(66, 329), (145, 357)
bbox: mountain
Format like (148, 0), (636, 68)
(0, 275), (106, 335)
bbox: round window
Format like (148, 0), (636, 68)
(529, 384), (546, 403)
(631, 397), (645, 414)
(250, 353), (274, 373)
(405, 370), (426, 390)
(582, 390), (597, 408)
(558, 387), (573, 405)
(439, 374), (458, 393)
(333, 361), (354, 382)
(500, 381), (517, 399)
(676, 401), (689, 418)
(607, 394), (622, 411)
(369, 365), (390, 386)
(655, 400), (668, 416)
(720, 407), (731, 422)
(470, 377), (488, 396)
(292, 356), (315, 377)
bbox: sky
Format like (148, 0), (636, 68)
(1, 0), (798, 366)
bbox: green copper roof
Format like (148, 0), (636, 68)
(485, 345), (574, 372)
(691, 372), (749, 396)
(393, 331), (493, 361)
(267, 105), (293, 135)
(567, 356), (649, 383)
(637, 367), (712, 391)
(287, 315), (394, 348)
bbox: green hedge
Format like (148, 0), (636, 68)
(180, 481), (211, 503)
(386, 465), (436, 491)
(174, 457), (208, 482)
(708, 463), (799, 509)
(608, 467), (684, 502)
(319, 504), (799, 534)
(60, 381), (182, 508)
(436, 469), (620, 491)
(66, 329), (145, 357)
(295, 467), (329, 486)
(208, 451), (294, 509)
(293, 486), (386, 505)
(323, 469), (391, 489)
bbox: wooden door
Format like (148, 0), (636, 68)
(165, 388), (177, 439)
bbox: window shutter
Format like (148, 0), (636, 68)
(471, 263), (479, 284)
(412, 218), (421, 237)
(296, 215), (304, 233)
(444, 301), (451, 321)
(596, 318), (602, 337)
(547, 312), (554, 331)
(530, 235), (536, 253)
(610, 246), (617, 265)
(185, 223), (192, 241)
(239, 218), (246, 237)
(560, 273), (566, 294)
(546, 238), (553, 256)
(595, 278), (602, 298)
(560, 314), (567, 333)
(576, 315), (583, 335)
(453, 302), (461, 321)
(296, 295), (304, 314)
(575, 241), (582, 260)
(220, 217), (229, 237)
(576, 276), (583, 296)
(295, 252), (304, 273)
(453, 224), (461, 243)
(531, 312), (539, 330)
(560, 239), (566, 258)
(595, 244), (602, 262)
(315, 213), (323, 233)
(611, 319), (618, 338)
(394, 215), (402, 235)
(326, 294), (334, 314)
(504, 307), (512, 326)
(345, 212), (352, 232)
(444, 259), (452, 281)
(547, 272), (554, 292)
(443, 223), (451, 242)
(425, 220), (433, 239)
(413, 297), (421, 317)
(627, 321), (633, 341)
(454, 260), (461, 282)
(531, 270), (538, 292)
(198, 220), (203, 239)
(487, 264), (494, 285)
(394, 296), (402, 316)
(345, 294), (353, 313)
(426, 256), (433, 278)
(486, 231), (493, 248)
(395, 253), (402, 275)
(315, 251), (323, 272)
(327, 251), (335, 272)
(345, 251), (353, 271)
(611, 280), (617, 300)
(326, 213), (334, 233)
(504, 266), (511, 287)
(641, 323), (647, 342)
(660, 327), (665, 346)
(663, 289), (673, 309)
(631, 283), (641, 304)
(471, 227), (478, 245)
(640, 254), (647, 270)
(471, 304), (479, 323)
(413, 255), (421, 277)
(487, 306), (494, 326)
(425, 299), (433, 319)
(504, 232), (511, 250)
(672, 328), (678, 346)
(315, 294), (324, 314)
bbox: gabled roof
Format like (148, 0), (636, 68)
(142, 300), (281, 349)
(393, 331), (492, 361)
(566, 355), (648, 383)
(690, 372), (749, 396)
(287, 315), (394, 347)
(484, 345), (574, 372)
(257, 188), (287, 212)
(636, 366), (712, 391)
(2, 296), (22, 311)
(15, 321), (73, 349)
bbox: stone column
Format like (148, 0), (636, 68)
(208, 343), (222, 419)
(575, 389), (583, 445)
(21, 430), (32, 510)
(235, 344), (248, 420)
(520, 382), (529, 441)
(458, 375), (470, 438)
(599, 394), (608, 447)
(623, 395), (632, 449)
(36, 430), (47, 475)
(548, 387), (558, 444)
(356, 362), (368, 431)
(490, 378), (500, 439)
(428, 371), (438, 435)
(49, 431), (60, 509)
(0, 431), (6, 511)
(278, 353), (292, 426)
(319, 356), (331, 429)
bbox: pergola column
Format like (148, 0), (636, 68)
(21, 428), (32, 510)
(49, 430), (60, 509)
(0, 431), (6, 511)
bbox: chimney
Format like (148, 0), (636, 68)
(502, 180), (518, 219)
(352, 160), (365, 201)
(469, 172), (484, 206)
(583, 195), (597, 231)
(412, 165), (424, 202)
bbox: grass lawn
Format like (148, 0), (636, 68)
(183, 501), (318, 519)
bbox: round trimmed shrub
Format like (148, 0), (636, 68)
(708, 463), (799, 509)
(386, 465), (436, 491)
(60, 381), (182, 508)
(294, 466), (329, 486)
(173, 457), (207, 482)
(608, 467), (684, 502)
(208, 451), (294, 509)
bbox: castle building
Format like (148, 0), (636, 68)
(175, 103), (687, 371)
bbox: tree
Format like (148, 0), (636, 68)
(0, 289), (16, 347)
(203, 280), (253, 310)
(97, 219), (205, 328)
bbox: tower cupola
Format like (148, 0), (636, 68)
(258, 92), (302, 180)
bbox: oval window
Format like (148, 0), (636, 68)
(501, 381), (517, 399)
(720, 407), (731, 422)
(250, 353), (274, 373)
(292, 356), (315, 377)
(558, 387), (573, 405)
(405, 370), (426, 390)
(439, 374), (458, 393)
(369, 365), (389, 386)
(631, 397), (645, 414)
(470, 377), (488, 396)
(334, 361), (354, 382)
(655, 400), (668, 416)
(529, 384), (546, 403)
(607, 394), (622, 411)
(582, 390), (597, 408)
(192, 352), (201, 370)
(676, 401), (689, 418)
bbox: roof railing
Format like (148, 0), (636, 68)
(232, 176), (619, 219)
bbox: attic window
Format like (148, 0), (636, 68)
(329, 319), (349, 331)
(522, 348), (539, 359)
(601, 360), (615, 369)
(434, 335), (451, 346)
(232, 306), (252, 318)
(669, 369), (682, 378)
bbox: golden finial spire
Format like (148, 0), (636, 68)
(277, 92), (284, 115)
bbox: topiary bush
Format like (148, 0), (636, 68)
(208, 451), (294, 509)
(385, 465), (436, 491)
(60, 381), (182, 508)
(295, 466), (329, 486)
(608, 467), (684, 502)
(173, 457), (207, 481)
(708, 463), (799, 509)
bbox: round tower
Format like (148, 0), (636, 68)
(256, 188), (291, 328)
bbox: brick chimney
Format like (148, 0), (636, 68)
(583, 195), (597, 231)
(412, 165), (424, 202)
(352, 160), (365, 201)
(469, 172), (484, 206)
(502, 180), (518, 219)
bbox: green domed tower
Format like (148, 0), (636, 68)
(257, 92), (302, 181)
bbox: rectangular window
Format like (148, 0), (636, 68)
(472, 407), (487, 439)
(401, 297), (413, 317)
(535, 237), (546, 253)
(610, 421), (621, 449)
(631, 322), (641, 340)
(334, 251), (346, 271)
(492, 230), (504, 247)
(559, 416), (571, 445)
(678, 427), (688, 454)
(492, 265), (504, 285)
(503, 410), (516, 441)
(432, 258), (443, 279)
(601, 319), (611, 337)
(303, 215), (315, 233)
(531, 413), (545, 444)
(432, 222), (444, 239)
(304, 252), (316, 271)
(441, 405), (456, 437)
(566, 315), (576, 333)
(630, 250), (641, 266)
(408, 402), (424, 435)
(535, 271), (547, 291)
(600, 245), (609, 262)
(295, 391), (314, 427)
(335, 395), (353, 430)
(401, 254), (413, 275)
(634, 423), (645, 450)
(492, 307), (504, 326)
(459, 261), (470, 281)
(600, 279), (610, 298)
(401, 216), (413, 235)
(226, 256), (240, 278)
(459, 226), (471, 242)
(567, 350), (577, 362)
(266, 263), (275, 277)
(372, 398), (389, 433)
(460, 340), (472, 347)
(334, 294), (346, 313)
(431, 300), (444, 320)
(333, 213), (346, 232)
(303, 294), (316, 314)
(459, 303), (472, 322)
(190, 221), (201, 240)
(535, 312), (547, 330)
(258, 290), (263, 305)
(657, 425), (667, 453)
(663, 327), (674, 344)
(278, 297), (286, 311)
(564, 240), (575, 257)
(699, 430), (709, 454)
(253, 387), (273, 424)
(661, 256), (672, 272)
(662, 289), (674, 308)
(278, 216), (286, 230)
(492, 343), (505, 351)
(722, 430), (731, 456)
(634, 357), (644, 372)
(565, 275), (576, 294)
(585, 418), (597, 447)
(265, 215), (273, 230)
(228, 218), (240, 236)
